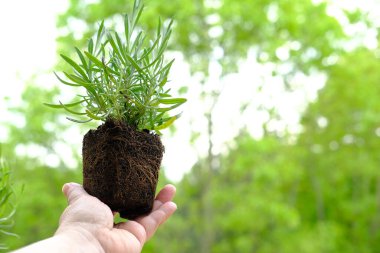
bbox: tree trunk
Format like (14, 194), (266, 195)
(199, 111), (216, 253)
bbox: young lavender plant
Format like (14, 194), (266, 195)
(45, 0), (186, 134)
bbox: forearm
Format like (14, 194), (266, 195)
(11, 230), (104, 253)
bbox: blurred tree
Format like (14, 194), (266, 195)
(298, 47), (380, 252)
(57, 0), (346, 74)
(2, 83), (81, 168)
(145, 64), (380, 252)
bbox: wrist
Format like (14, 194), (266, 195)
(55, 226), (105, 253)
(11, 229), (105, 253)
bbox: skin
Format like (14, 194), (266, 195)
(12, 182), (177, 253)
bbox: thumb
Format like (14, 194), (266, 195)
(62, 182), (87, 205)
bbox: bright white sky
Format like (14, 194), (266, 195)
(0, 0), (66, 96)
(0, 0), (378, 182)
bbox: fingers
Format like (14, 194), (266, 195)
(136, 184), (177, 241)
(116, 220), (147, 245)
(117, 201), (177, 244)
(137, 201), (177, 241)
(62, 182), (88, 205)
(152, 184), (176, 210)
(156, 184), (176, 203)
(116, 184), (177, 244)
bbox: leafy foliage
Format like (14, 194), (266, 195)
(3, 166), (81, 250)
(46, 0), (186, 133)
(0, 150), (16, 250)
(1, 0), (379, 252)
(57, 0), (347, 78)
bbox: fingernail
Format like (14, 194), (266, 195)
(62, 183), (69, 193)
(169, 201), (177, 211)
(62, 182), (79, 193)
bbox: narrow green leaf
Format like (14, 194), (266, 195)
(124, 14), (131, 47)
(43, 100), (85, 109)
(54, 72), (81, 87)
(95, 20), (105, 51)
(154, 116), (176, 130)
(60, 72), (101, 105)
(139, 36), (161, 60)
(132, 0), (144, 30)
(114, 32), (127, 63)
(43, 103), (64, 109)
(158, 98), (187, 104)
(62, 72), (93, 87)
(156, 59), (174, 81)
(88, 38), (94, 54)
(60, 102), (87, 115)
(159, 93), (171, 98)
(0, 230), (18, 237)
(84, 51), (119, 75)
(108, 33), (126, 65)
(156, 18), (162, 38)
(86, 110), (103, 120)
(67, 117), (92, 123)
(129, 85), (144, 93)
(60, 54), (89, 81)
(0, 192), (11, 207)
(130, 32), (144, 58)
(0, 210), (15, 223)
(156, 106), (176, 112)
(158, 76), (168, 87)
(125, 55), (144, 74)
(75, 47), (88, 71)
(156, 100), (186, 112)
(84, 51), (104, 69)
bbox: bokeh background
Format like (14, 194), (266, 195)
(1, 0), (380, 252)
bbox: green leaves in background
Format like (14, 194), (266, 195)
(1, 0), (379, 252)
(0, 149), (16, 250)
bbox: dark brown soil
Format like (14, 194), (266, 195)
(82, 119), (164, 219)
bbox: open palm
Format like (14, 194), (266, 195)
(57, 183), (177, 253)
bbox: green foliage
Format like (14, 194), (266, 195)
(141, 48), (380, 252)
(4, 166), (81, 251)
(1, 0), (379, 252)
(0, 150), (16, 250)
(297, 48), (380, 252)
(0, 83), (86, 250)
(57, 0), (348, 78)
(47, 0), (186, 132)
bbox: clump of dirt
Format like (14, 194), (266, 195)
(82, 119), (164, 219)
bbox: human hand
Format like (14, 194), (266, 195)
(55, 182), (177, 253)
